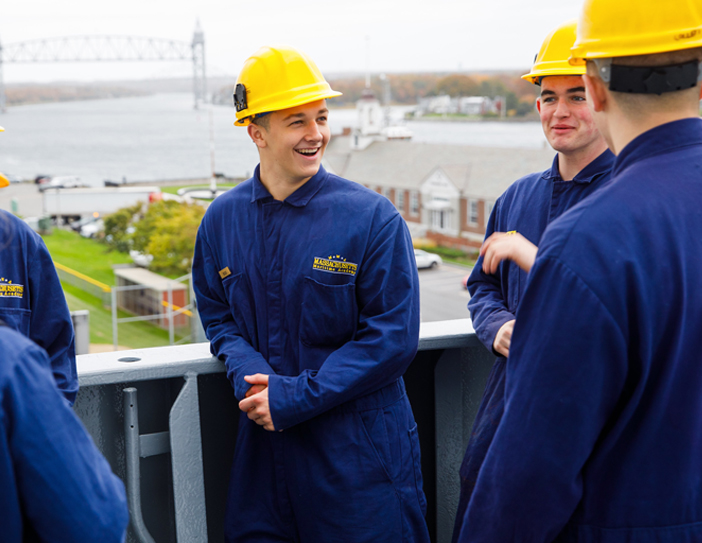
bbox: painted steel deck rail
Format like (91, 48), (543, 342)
(74, 319), (494, 543)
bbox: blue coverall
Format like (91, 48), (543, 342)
(459, 118), (702, 541)
(0, 325), (128, 542)
(0, 210), (77, 404)
(452, 150), (614, 538)
(193, 165), (429, 543)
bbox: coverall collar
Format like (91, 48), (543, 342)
(250, 165), (329, 207)
(544, 148), (615, 184)
(613, 117), (702, 177)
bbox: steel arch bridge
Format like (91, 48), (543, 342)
(0, 23), (207, 111)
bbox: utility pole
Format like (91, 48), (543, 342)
(192, 21), (207, 109)
(0, 38), (6, 113)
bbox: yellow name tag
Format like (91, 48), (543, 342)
(219, 267), (232, 279)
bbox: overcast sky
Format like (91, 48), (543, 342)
(2, 0), (586, 84)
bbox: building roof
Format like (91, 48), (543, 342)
(324, 136), (555, 200)
(114, 267), (187, 292)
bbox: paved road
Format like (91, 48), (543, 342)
(418, 263), (473, 322)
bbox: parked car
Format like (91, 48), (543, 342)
(39, 176), (88, 192)
(6, 174), (23, 184)
(70, 214), (101, 234)
(414, 249), (442, 269)
(79, 218), (104, 238)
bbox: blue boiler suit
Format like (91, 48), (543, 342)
(0, 210), (77, 404)
(453, 150), (613, 538)
(193, 165), (429, 543)
(459, 118), (702, 542)
(0, 325), (128, 542)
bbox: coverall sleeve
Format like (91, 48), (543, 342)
(458, 257), (628, 542)
(466, 200), (515, 355)
(192, 227), (276, 400)
(268, 215), (420, 430)
(29, 236), (78, 405)
(4, 341), (128, 542)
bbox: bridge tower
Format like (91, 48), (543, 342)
(192, 21), (207, 109)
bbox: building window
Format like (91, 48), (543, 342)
(397, 190), (405, 213)
(431, 209), (453, 231)
(410, 191), (419, 215)
(383, 186), (393, 204)
(469, 199), (479, 226)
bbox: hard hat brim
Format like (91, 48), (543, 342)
(235, 89), (342, 126)
(0, 173), (10, 188)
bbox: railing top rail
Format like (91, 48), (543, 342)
(77, 319), (478, 387)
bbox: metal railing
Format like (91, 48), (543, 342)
(74, 319), (492, 543)
(54, 261), (112, 305)
(110, 273), (195, 350)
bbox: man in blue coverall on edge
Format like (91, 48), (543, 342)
(192, 46), (429, 543)
(459, 0), (702, 541)
(453, 20), (613, 540)
(0, 126), (78, 405)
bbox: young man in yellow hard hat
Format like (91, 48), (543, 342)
(458, 1), (702, 541)
(192, 46), (430, 542)
(453, 20), (613, 541)
(0, 126), (78, 405)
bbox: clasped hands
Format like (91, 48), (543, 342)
(480, 231), (536, 359)
(239, 374), (276, 431)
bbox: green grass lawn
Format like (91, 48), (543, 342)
(42, 229), (188, 349)
(160, 183), (238, 196)
(42, 229), (132, 285)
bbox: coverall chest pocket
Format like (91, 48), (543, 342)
(300, 277), (356, 347)
(0, 307), (31, 336)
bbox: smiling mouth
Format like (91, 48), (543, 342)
(295, 148), (320, 157)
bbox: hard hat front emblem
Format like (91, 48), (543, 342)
(233, 84), (248, 112)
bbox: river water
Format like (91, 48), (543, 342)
(0, 93), (547, 186)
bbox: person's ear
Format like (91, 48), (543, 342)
(535, 97), (542, 114)
(583, 73), (607, 113)
(248, 124), (267, 149)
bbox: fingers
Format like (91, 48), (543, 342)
(493, 320), (515, 358)
(244, 373), (270, 386)
(245, 384), (267, 398)
(481, 233), (536, 274)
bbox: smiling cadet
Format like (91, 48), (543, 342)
(192, 46), (429, 543)
(453, 21), (614, 541)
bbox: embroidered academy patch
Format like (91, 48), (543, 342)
(312, 255), (358, 276)
(0, 277), (24, 298)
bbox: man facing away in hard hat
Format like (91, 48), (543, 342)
(453, 20), (613, 541)
(192, 46), (430, 543)
(458, 0), (702, 541)
(0, 126), (78, 406)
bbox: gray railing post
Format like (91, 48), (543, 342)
(123, 388), (157, 543)
(112, 289), (118, 352)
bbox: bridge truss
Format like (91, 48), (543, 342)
(0, 23), (207, 112)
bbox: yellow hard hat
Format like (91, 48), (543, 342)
(233, 45), (342, 126)
(0, 127), (6, 188)
(522, 20), (585, 85)
(570, 0), (702, 64)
